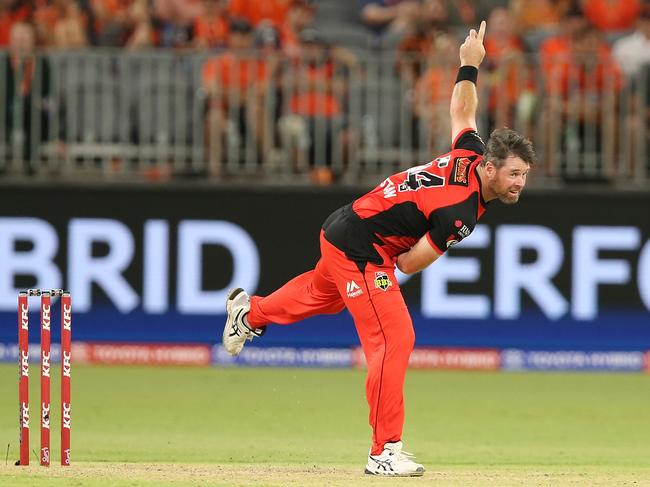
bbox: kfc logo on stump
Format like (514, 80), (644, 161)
(21, 350), (29, 377)
(42, 351), (51, 378)
(21, 402), (29, 428)
(62, 402), (71, 430)
(62, 351), (71, 378)
(20, 303), (28, 330)
(42, 304), (51, 330)
(63, 304), (72, 331)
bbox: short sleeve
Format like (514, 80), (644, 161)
(427, 196), (478, 253)
(428, 210), (458, 253)
(452, 128), (485, 155)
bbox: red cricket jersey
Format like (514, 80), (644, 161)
(323, 128), (489, 264)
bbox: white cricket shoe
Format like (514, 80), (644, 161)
(222, 288), (265, 356)
(365, 441), (425, 477)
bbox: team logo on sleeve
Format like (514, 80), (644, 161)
(446, 236), (459, 248)
(450, 156), (476, 186)
(374, 272), (392, 291)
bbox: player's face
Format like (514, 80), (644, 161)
(488, 156), (529, 204)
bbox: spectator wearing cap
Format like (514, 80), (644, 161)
(193, 0), (229, 49)
(278, 28), (357, 182)
(202, 18), (270, 176)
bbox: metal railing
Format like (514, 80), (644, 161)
(0, 48), (647, 187)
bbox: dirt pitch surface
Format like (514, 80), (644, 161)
(3, 462), (650, 487)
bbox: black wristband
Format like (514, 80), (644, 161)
(456, 65), (478, 84)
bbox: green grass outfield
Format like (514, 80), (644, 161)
(1, 365), (649, 486)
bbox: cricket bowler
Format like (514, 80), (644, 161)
(223, 20), (536, 477)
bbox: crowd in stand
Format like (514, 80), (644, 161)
(371, 0), (649, 176)
(0, 0), (648, 182)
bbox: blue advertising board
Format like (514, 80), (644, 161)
(0, 184), (649, 353)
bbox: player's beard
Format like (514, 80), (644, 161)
(498, 192), (520, 204)
(492, 182), (522, 205)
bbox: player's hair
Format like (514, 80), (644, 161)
(483, 128), (536, 168)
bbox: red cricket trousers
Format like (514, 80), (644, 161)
(247, 231), (415, 455)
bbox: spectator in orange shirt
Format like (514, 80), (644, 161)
(511, 0), (570, 50)
(395, 0), (450, 85)
(0, 1), (30, 47)
(202, 18), (269, 176)
(483, 7), (530, 132)
(0, 3), (15, 47)
(34, 0), (87, 48)
(229, 0), (290, 29)
(542, 24), (622, 98)
(278, 28), (356, 182)
(281, 0), (315, 59)
(394, 0), (454, 155)
(33, 0), (58, 46)
(193, 0), (229, 49)
(541, 24), (623, 177)
(89, 0), (130, 45)
(539, 3), (587, 79)
(412, 34), (457, 155)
